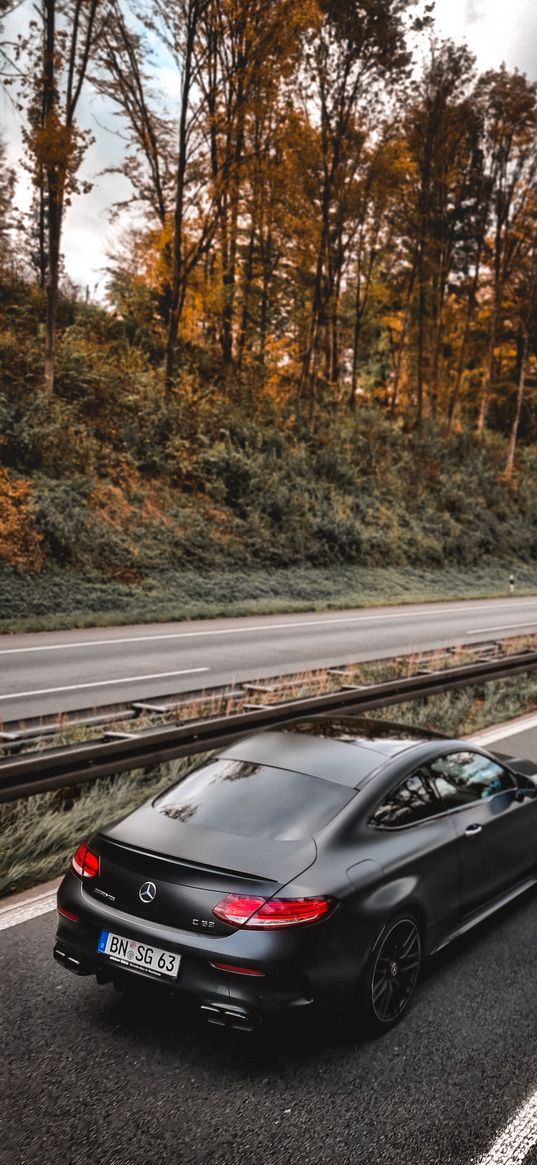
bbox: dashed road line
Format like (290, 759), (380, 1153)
(0, 666), (209, 701)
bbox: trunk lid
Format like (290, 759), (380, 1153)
(86, 806), (317, 934)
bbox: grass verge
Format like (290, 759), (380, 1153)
(1, 561), (536, 634)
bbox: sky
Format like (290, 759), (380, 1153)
(434, 0), (537, 78)
(2, 0), (537, 298)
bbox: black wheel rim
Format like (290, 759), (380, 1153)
(371, 919), (421, 1024)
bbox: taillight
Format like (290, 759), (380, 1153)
(58, 906), (80, 922)
(71, 843), (100, 879)
(213, 895), (266, 927)
(211, 962), (266, 977)
(213, 894), (334, 929)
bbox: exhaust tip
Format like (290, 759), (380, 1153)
(53, 947), (91, 975)
(200, 1003), (260, 1033)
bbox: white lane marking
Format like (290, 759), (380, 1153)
(1, 602), (537, 654)
(0, 891), (57, 932)
(0, 667), (209, 701)
(475, 1090), (537, 1165)
(0, 885), (58, 915)
(468, 622), (537, 634)
(468, 711), (537, 747)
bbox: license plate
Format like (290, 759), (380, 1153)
(97, 930), (181, 979)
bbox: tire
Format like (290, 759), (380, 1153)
(354, 913), (422, 1036)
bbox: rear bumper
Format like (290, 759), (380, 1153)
(55, 872), (378, 1021)
(54, 872), (356, 1020)
(53, 930), (313, 1017)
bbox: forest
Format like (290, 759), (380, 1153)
(1, 0), (537, 627)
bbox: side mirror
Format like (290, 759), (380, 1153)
(515, 787), (536, 802)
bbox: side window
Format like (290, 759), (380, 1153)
(429, 752), (515, 810)
(370, 771), (438, 829)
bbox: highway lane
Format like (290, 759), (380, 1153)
(2, 720), (537, 1165)
(2, 595), (537, 723)
(2, 863), (537, 1164)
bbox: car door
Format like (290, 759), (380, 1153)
(427, 750), (537, 915)
(362, 768), (460, 940)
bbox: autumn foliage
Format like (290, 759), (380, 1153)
(0, 468), (45, 571)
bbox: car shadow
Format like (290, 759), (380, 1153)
(88, 881), (537, 1074)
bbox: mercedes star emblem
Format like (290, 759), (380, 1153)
(139, 881), (157, 904)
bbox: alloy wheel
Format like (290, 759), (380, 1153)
(370, 917), (421, 1025)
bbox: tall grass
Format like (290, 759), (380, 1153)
(0, 758), (196, 897)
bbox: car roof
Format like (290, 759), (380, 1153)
(220, 717), (450, 790)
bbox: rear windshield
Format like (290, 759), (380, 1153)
(154, 758), (353, 840)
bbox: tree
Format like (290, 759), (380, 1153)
(195, 0), (313, 370)
(0, 134), (16, 277)
(505, 197), (537, 475)
(22, 0), (102, 393)
(162, 0), (216, 389)
(475, 68), (537, 433)
(95, 0), (177, 326)
(299, 0), (419, 409)
(394, 39), (478, 429)
(344, 129), (411, 408)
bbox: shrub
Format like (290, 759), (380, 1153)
(0, 468), (44, 571)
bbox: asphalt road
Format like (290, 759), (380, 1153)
(2, 719), (537, 1165)
(4, 897), (537, 1165)
(2, 595), (537, 723)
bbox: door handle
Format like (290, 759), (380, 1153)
(464, 823), (482, 837)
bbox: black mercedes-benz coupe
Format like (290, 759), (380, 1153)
(54, 717), (537, 1033)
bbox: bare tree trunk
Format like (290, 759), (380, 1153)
(329, 281), (341, 386)
(349, 288), (362, 409)
(447, 225), (486, 434)
(389, 258), (417, 415)
(477, 300), (499, 433)
(45, 182), (60, 395)
(220, 62), (247, 368)
(505, 332), (527, 476)
(301, 164), (331, 396)
(447, 288), (477, 433)
(259, 223), (273, 364)
(165, 0), (197, 391)
(349, 246), (365, 409)
(328, 237), (345, 388)
(301, 245), (323, 391)
(415, 255), (426, 433)
(43, 0), (57, 395)
(35, 181), (47, 289)
(237, 215), (256, 369)
(40, 0), (99, 393)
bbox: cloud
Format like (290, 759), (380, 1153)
(434, 0), (537, 78)
(1, 3), (134, 297)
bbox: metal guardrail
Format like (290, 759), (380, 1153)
(0, 640), (506, 745)
(1, 650), (536, 802)
(1, 641), (498, 745)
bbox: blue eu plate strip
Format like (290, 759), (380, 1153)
(97, 930), (109, 953)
